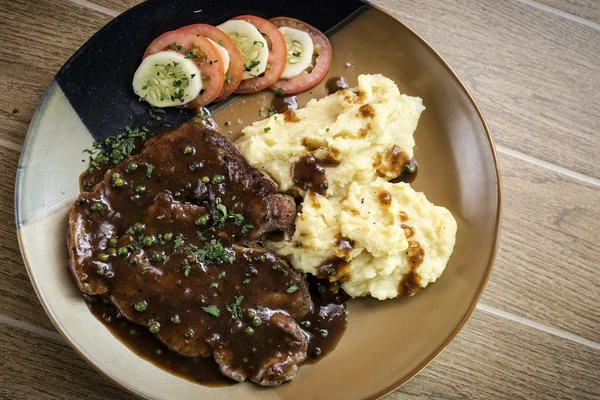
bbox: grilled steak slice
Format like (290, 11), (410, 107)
(67, 123), (310, 384)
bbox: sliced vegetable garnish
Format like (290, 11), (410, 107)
(176, 24), (244, 101)
(217, 19), (268, 80)
(230, 15), (287, 94)
(143, 30), (224, 107)
(132, 51), (202, 107)
(269, 17), (332, 95)
(279, 27), (314, 80)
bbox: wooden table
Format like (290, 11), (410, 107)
(1, 0), (598, 398)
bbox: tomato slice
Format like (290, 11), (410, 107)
(231, 16), (286, 94)
(176, 24), (244, 102)
(143, 30), (224, 107)
(268, 17), (332, 95)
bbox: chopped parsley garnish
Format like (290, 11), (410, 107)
(224, 75), (231, 84)
(197, 239), (234, 264)
(201, 108), (210, 120)
(286, 284), (299, 294)
(264, 127), (271, 133)
(183, 263), (191, 277)
(242, 278), (251, 284)
(218, 271), (226, 280)
(84, 126), (149, 174)
(146, 164), (155, 178)
(275, 88), (285, 97)
(267, 109), (276, 117)
(253, 40), (264, 47)
(218, 40), (223, 46)
(173, 234), (184, 250)
(292, 51), (302, 57)
(210, 282), (219, 289)
(212, 203), (244, 228)
(149, 106), (165, 121)
(184, 49), (197, 59)
(244, 60), (260, 72)
(202, 305), (220, 317)
(12, 108), (18, 114)
(240, 224), (254, 234)
(226, 296), (244, 320)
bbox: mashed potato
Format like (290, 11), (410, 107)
(269, 179), (457, 300)
(236, 74), (457, 300)
(236, 74), (425, 197)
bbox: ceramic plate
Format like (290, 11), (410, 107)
(15, 0), (501, 399)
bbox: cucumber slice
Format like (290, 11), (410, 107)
(132, 51), (202, 107)
(279, 27), (314, 80)
(217, 20), (268, 80)
(207, 38), (230, 74)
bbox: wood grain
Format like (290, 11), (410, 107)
(0, 147), (56, 331)
(371, 0), (600, 180)
(482, 153), (600, 342)
(536, 0), (600, 23)
(0, 0), (111, 145)
(387, 309), (599, 399)
(0, 324), (135, 400)
(89, 0), (142, 13)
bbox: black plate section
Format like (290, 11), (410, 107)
(55, 0), (369, 142)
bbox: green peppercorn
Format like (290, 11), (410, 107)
(300, 320), (312, 329)
(129, 256), (139, 265)
(195, 215), (210, 226)
(251, 317), (261, 327)
(107, 248), (117, 256)
(134, 301), (147, 312)
(132, 222), (144, 234)
(247, 310), (256, 319)
(149, 322), (160, 334)
(183, 145), (194, 155)
(171, 315), (181, 324)
(151, 251), (161, 261)
(243, 326), (255, 336)
(185, 182), (192, 190)
(250, 347), (257, 355)
(112, 172), (121, 180)
(212, 174), (225, 184)
(201, 176), (210, 183)
(256, 254), (266, 262)
(108, 238), (118, 247)
(118, 247), (129, 257)
(155, 349), (162, 355)
(97, 252), (109, 262)
(164, 232), (173, 241)
(129, 329), (138, 337)
(184, 329), (195, 339)
(90, 202), (103, 212)
(96, 268), (105, 276)
(114, 177), (125, 187)
(142, 235), (154, 247)
(320, 329), (329, 338)
(127, 162), (138, 172)
(135, 185), (146, 194)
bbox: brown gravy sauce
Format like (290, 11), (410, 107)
(397, 240), (425, 296)
(85, 280), (349, 385)
(325, 76), (349, 95)
(271, 95), (299, 114)
(292, 154), (340, 195)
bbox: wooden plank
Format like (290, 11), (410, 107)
(0, 324), (135, 400)
(0, 147), (57, 331)
(481, 152), (600, 342)
(387, 309), (599, 399)
(89, 0), (142, 13)
(0, 0), (111, 145)
(371, 0), (600, 180)
(536, 0), (600, 24)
